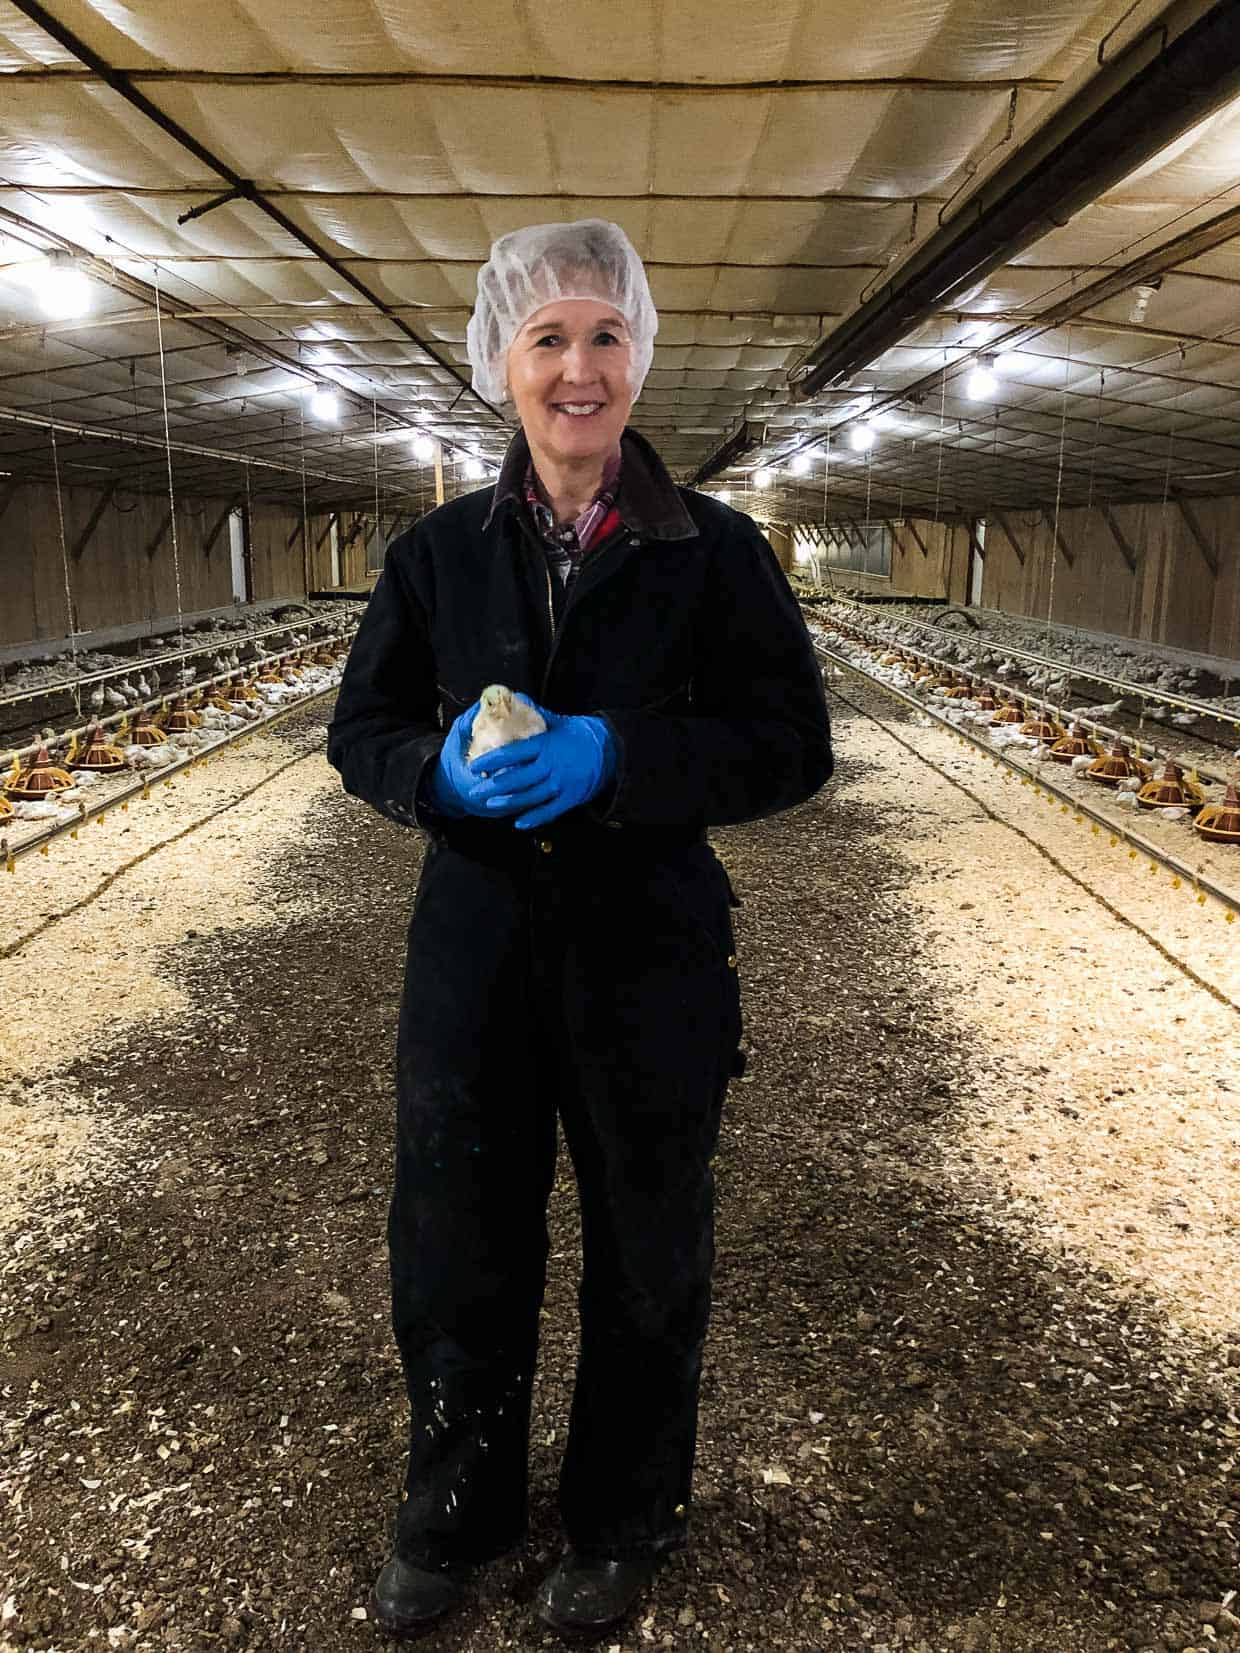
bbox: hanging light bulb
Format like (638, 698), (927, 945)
(308, 382), (339, 422)
(847, 423), (876, 453)
(411, 432), (438, 462)
(753, 467), (774, 489)
(789, 452), (812, 477)
(717, 487), (732, 504)
(39, 250), (92, 321)
(966, 355), (999, 401)
(462, 456), (485, 480)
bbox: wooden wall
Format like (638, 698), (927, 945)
(979, 497), (1240, 660)
(800, 492), (1240, 662)
(1, 481), (371, 648)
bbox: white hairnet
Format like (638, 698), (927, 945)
(467, 219), (658, 407)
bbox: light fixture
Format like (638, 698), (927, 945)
(308, 382), (339, 422)
(39, 250), (92, 321)
(847, 423), (876, 453)
(753, 467), (774, 489)
(1129, 281), (1160, 324)
(789, 452), (812, 477)
(717, 487), (731, 503)
(462, 456), (485, 480)
(965, 355), (999, 401)
(411, 433), (438, 462)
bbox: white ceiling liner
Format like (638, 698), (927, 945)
(0, 0), (1122, 80)
(0, 0), (1237, 518)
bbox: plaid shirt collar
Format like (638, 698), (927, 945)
(522, 448), (622, 555)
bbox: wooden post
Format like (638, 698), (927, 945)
(1043, 510), (1075, 568)
(993, 510), (1026, 567)
(1098, 504), (1138, 574)
(70, 481), (118, 562)
(145, 508), (173, 560)
(902, 517), (930, 558)
(434, 446), (445, 508)
(1172, 493), (1219, 578)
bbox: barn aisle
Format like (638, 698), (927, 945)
(2, 692), (1235, 1653)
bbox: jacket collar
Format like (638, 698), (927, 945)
(483, 425), (697, 542)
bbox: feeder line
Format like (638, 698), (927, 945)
(818, 593), (1240, 730)
(815, 643), (1240, 986)
(0, 661), (349, 880)
(829, 629), (1239, 794)
(0, 610), (365, 713)
(0, 625), (358, 765)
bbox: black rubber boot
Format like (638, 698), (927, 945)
(369, 1554), (471, 1639)
(536, 1550), (661, 1640)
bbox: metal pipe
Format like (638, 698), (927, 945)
(790, 0), (1240, 401)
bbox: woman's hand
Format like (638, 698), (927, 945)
(469, 699), (616, 830)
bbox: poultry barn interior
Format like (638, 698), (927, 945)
(1, 3), (1239, 1651)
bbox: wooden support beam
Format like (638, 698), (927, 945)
(145, 508), (173, 560)
(314, 510), (341, 552)
(967, 518), (985, 561)
(70, 481), (118, 561)
(1098, 504), (1138, 574)
(286, 517), (304, 550)
(203, 496), (240, 558)
(1043, 510), (1075, 568)
(1171, 493), (1219, 579)
(993, 510), (1026, 567)
(902, 517), (929, 558)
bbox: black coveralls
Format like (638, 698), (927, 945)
(327, 427), (832, 1568)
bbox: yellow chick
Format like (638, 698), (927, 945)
(467, 684), (546, 763)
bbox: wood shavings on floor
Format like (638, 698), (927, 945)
(839, 687), (1239, 1366)
(0, 712), (339, 1238)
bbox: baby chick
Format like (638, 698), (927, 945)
(467, 684), (546, 763)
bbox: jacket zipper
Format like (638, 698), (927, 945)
(539, 525), (633, 697)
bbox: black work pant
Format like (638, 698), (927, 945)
(388, 837), (740, 1568)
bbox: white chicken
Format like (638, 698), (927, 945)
(467, 685), (547, 763)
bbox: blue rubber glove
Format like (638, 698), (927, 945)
(469, 701), (617, 831)
(420, 700), (498, 819)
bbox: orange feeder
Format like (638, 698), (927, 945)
(1021, 711), (1064, 741)
(129, 710), (168, 747)
(1050, 724), (1100, 763)
(72, 722), (126, 773)
(6, 745), (74, 800)
(1194, 783), (1240, 844)
(991, 700), (1025, 726)
(1137, 762), (1206, 811)
(161, 697), (201, 734)
(1085, 741), (1150, 787)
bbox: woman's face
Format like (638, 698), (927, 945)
(506, 297), (634, 467)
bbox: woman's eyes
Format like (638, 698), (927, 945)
(533, 332), (623, 347)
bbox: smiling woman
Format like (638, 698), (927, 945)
(325, 213), (833, 1646)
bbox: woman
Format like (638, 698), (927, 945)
(327, 219), (832, 1641)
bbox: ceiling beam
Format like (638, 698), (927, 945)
(1, 68), (1062, 93)
(791, 0), (1240, 399)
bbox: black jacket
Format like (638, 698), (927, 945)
(327, 427), (832, 850)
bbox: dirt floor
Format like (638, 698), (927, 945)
(2, 688), (1238, 1653)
